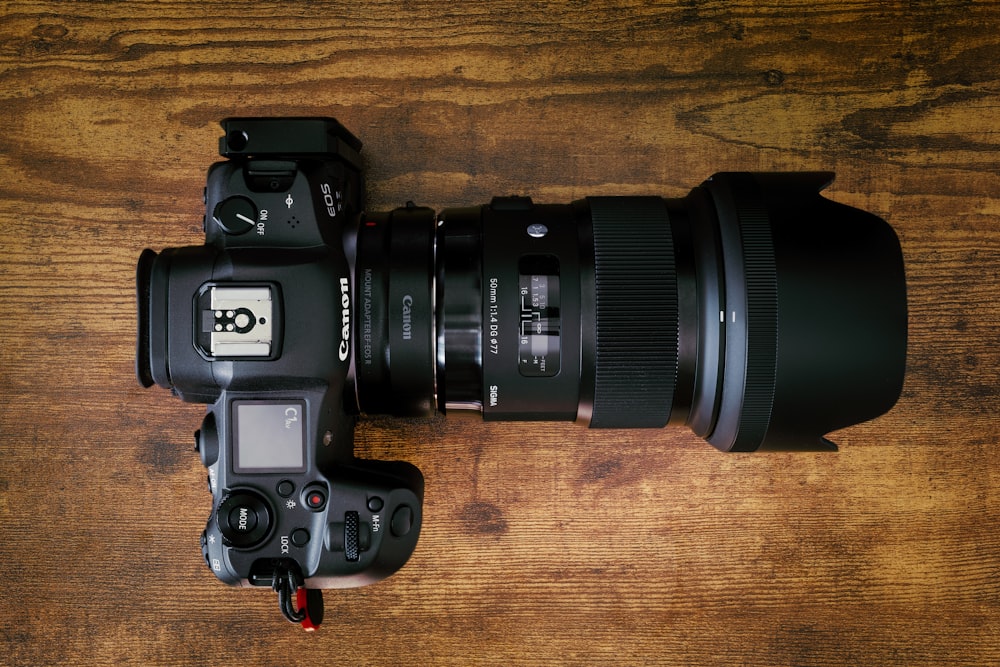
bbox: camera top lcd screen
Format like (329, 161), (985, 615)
(232, 400), (307, 473)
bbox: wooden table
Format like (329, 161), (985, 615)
(2, 2), (998, 664)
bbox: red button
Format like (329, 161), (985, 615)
(304, 489), (326, 510)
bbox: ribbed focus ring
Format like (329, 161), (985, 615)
(588, 197), (677, 427)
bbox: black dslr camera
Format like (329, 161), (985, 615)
(137, 118), (906, 629)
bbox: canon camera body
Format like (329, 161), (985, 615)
(137, 118), (907, 628)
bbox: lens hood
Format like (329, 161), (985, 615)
(702, 173), (907, 451)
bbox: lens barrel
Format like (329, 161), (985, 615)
(351, 172), (906, 451)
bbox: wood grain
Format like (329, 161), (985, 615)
(2, 1), (999, 665)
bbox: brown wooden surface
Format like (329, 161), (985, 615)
(2, 1), (999, 665)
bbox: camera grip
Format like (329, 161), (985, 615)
(201, 456), (423, 589)
(309, 459), (424, 588)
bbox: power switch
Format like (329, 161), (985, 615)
(213, 196), (257, 235)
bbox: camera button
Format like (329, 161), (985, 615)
(276, 480), (295, 498)
(390, 505), (413, 537)
(291, 528), (310, 547)
(304, 487), (327, 511)
(367, 496), (384, 512)
(227, 505), (258, 533)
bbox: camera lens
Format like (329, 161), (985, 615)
(352, 172), (907, 451)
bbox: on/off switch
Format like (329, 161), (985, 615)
(213, 196), (258, 235)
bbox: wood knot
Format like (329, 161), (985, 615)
(763, 69), (785, 86)
(32, 24), (69, 41)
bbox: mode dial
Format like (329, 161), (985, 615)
(217, 490), (273, 549)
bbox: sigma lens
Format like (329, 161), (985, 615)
(351, 172), (907, 451)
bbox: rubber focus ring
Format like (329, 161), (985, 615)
(588, 197), (678, 428)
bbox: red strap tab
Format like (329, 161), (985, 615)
(296, 588), (322, 631)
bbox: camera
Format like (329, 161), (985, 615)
(136, 117), (907, 629)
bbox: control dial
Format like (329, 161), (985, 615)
(217, 490), (273, 548)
